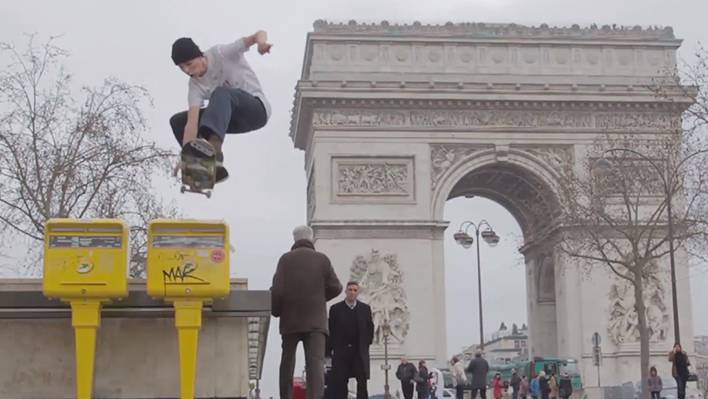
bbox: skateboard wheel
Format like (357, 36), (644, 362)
(205, 191), (212, 199)
(180, 186), (186, 193)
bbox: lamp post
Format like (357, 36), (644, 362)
(381, 319), (392, 399)
(593, 147), (708, 344)
(453, 220), (500, 350)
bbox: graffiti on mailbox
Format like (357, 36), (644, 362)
(162, 262), (205, 284)
(158, 252), (210, 296)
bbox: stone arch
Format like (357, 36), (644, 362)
(433, 148), (565, 356)
(432, 148), (564, 243)
(291, 21), (691, 393)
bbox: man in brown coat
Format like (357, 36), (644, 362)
(271, 225), (342, 399)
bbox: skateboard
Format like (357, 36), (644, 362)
(174, 138), (216, 198)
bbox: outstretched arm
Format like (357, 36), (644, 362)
(244, 30), (272, 54)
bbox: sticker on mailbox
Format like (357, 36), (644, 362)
(210, 249), (225, 263)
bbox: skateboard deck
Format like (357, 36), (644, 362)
(176, 138), (216, 198)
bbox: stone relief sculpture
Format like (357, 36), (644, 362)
(515, 145), (574, 172)
(430, 144), (487, 189)
(311, 108), (677, 131)
(350, 249), (410, 344)
(607, 263), (669, 345)
(337, 162), (409, 195)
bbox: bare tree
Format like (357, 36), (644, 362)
(0, 36), (177, 276)
(557, 43), (708, 395)
(559, 134), (707, 397)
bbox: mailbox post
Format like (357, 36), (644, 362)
(146, 219), (230, 399)
(43, 218), (129, 399)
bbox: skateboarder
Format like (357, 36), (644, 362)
(169, 31), (272, 183)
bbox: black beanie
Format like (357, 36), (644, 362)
(171, 37), (203, 65)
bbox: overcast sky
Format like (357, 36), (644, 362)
(2, 0), (707, 396)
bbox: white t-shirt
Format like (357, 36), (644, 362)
(187, 38), (271, 119)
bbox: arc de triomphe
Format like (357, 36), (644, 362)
(289, 20), (694, 392)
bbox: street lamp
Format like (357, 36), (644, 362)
(454, 220), (500, 350)
(381, 319), (392, 399)
(592, 147), (707, 344)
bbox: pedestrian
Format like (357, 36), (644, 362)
(510, 368), (522, 399)
(451, 356), (468, 399)
(648, 366), (663, 399)
(467, 351), (490, 399)
(416, 360), (431, 399)
(558, 372), (573, 399)
(271, 225), (343, 399)
(530, 374), (541, 399)
(396, 357), (418, 399)
(539, 371), (550, 399)
(549, 372), (559, 399)
(669, 343), (691, 399)
(493, 373), (504, 399)
(430, 367), (446, 399)
(327, 281), (374, 399)
(519, 376), (530, 399)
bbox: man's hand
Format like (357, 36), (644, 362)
(257, 42), (272, 55)
(183, 107), (200, 145)
(245, 30), (272, 55)
(183, 124), (198, 146)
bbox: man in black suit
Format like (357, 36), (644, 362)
(327, 281), (374, 399)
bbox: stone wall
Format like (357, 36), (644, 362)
(0, 279), (269, 399)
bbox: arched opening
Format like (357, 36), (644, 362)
(439, 158), (563, 363)
(445, 196), (527, 363)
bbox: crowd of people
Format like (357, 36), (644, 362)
(444, 351), (573, 399)
(268, 225), (695, 399)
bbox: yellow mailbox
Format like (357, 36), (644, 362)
(42, 218), (129, 399)
(146, 219), (230, 299)
(43, 218), (129, 299)
(146, 219), (230, 399)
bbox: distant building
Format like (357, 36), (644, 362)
(458, 322), (529, 365)
(695, 336), (708, 355)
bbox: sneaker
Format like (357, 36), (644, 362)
(215, 152), (229, 183)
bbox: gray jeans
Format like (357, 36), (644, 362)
(169, 87), (267, 145)
(280, 332), (326, 399)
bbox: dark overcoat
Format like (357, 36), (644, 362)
(327, 300), (375, 378)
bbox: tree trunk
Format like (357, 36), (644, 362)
(634, 274), (651, 399)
